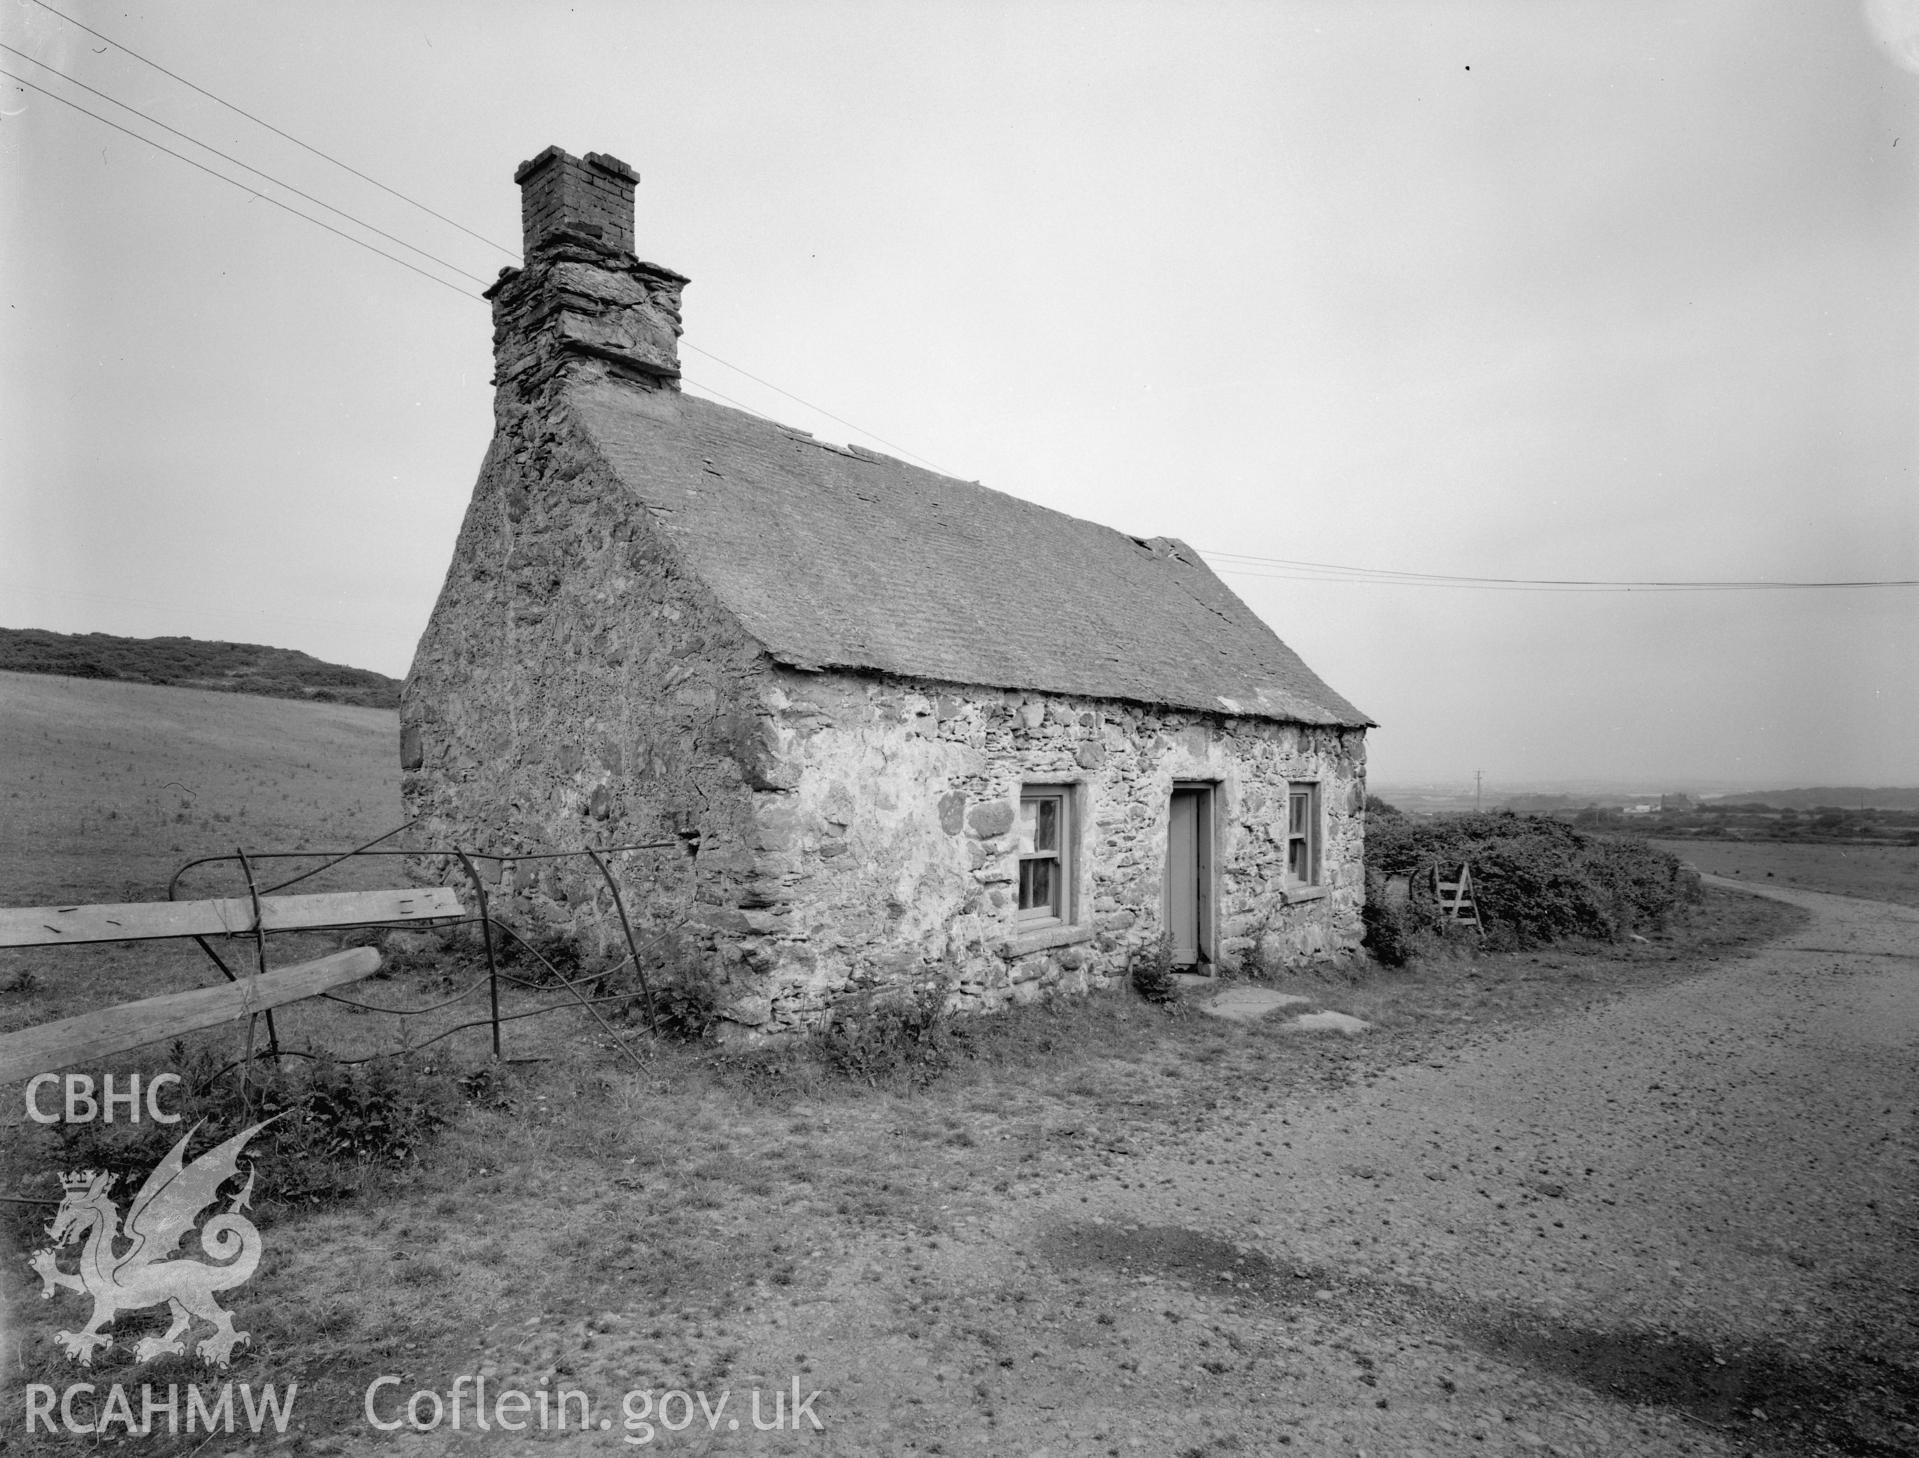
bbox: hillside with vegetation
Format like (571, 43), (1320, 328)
(0, 626), (399, 708)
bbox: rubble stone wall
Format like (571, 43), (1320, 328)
(726, 671), (1367, 1031)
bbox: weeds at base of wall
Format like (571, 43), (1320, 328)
(386, 916), (721, 1039)
(495, 926), (591, 985)
(697, 973), (1196, 1103)
(814, 983), (968, 1089)
(1128, 934), (1180, 1005)
(649, 975), (724, 1042)
(466, 902), (1202, 1086)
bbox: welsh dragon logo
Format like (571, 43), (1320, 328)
(29, 1120), (273, 1368)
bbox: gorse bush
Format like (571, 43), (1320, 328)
(1364, 803), (1699, 951)
(1359, 866), (1417, 967)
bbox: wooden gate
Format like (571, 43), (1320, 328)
(1431, 863), (1484, 934)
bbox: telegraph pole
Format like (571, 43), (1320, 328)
(1475, 770), (1483, 812)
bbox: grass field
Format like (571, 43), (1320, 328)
(0, 669), (403, 906)
(0, 674), (1814, 1454)
(1651, 837), (1919, 911)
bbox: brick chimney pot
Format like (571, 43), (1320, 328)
(517, 146), (638, 256)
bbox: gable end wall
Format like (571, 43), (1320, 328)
(402, 385), (785, 996)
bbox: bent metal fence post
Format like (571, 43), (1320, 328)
(452, 848), (504, 1060)
(588, 846), (659, 1032)
(233, 847), (283, 1076)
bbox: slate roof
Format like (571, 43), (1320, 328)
(571, 378), (1372, 727)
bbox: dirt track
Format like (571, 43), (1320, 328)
(789, 878), (1919, 1456)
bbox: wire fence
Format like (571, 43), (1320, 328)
(160, 825), (689, 1078)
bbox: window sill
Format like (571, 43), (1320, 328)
(1282, 883), (1329, 905)
(1004, 921), (1095, 956)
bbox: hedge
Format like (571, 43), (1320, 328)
(1363, 802), (1700, 957)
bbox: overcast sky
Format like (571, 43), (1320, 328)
(2, 1), (1915, 791)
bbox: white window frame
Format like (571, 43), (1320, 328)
(1285, 781), (1321, 888)
(1016, 784), (1074, 929)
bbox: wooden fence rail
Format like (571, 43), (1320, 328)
(0, 884), (468, 1078)
(0, 888), (463, 948)
(0, 949), (379, 1083)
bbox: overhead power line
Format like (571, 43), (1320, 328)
(678, 370), (954, 468)
(679, 375), (795, 425)
(0, 45), (493, 287)
(25, 0), (520, 260)
(681, 342), (953, 475)
(7, 9), (1908, 594)
(1, 58), (941, 466)
(1197, 549), (1918, 592)
(15, 7), (948, 470)
(0, 69), (478, 298)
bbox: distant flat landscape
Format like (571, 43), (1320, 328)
(1651, 838), (1919, 911)
(0, 626), (400, 709)
(1376, 781), (1919, 815)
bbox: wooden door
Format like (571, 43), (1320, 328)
(1166, 785), (1212, 968)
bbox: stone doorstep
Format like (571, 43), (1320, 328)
(1170, 976), (1373, 1033)
(1284, 1009), (1374, 1035)
(1197, 986), (1315, 1023)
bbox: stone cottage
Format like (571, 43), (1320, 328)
(402, 146), (1374, 1035)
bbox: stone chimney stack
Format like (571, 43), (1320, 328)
(484, 146), (688, 399)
